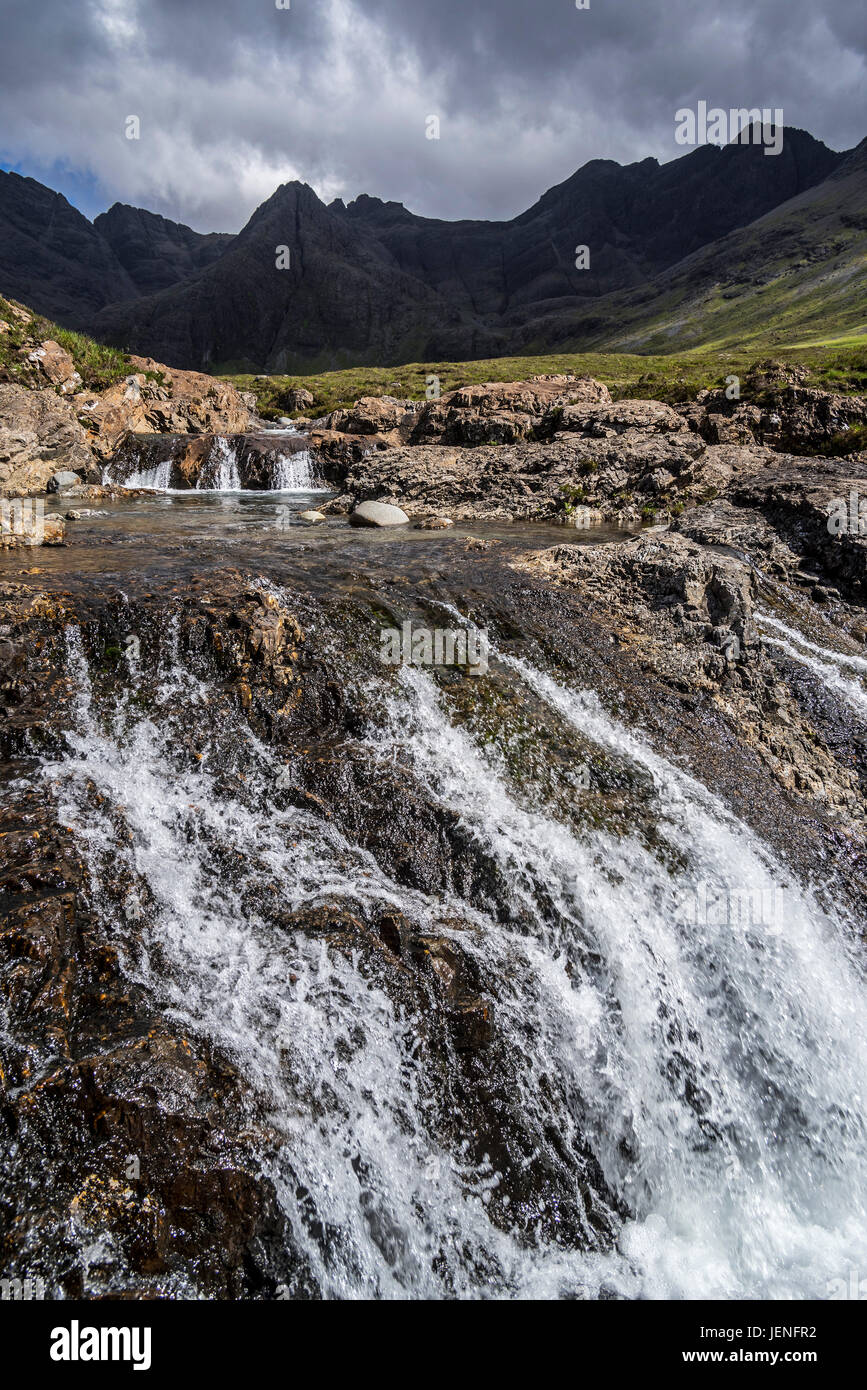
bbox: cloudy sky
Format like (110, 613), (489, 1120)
(1, 0), (864, 232)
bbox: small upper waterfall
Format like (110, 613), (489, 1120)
(271, 449), (320, 491)
(117, 456), (174, 491)
(103, 434), (327, 493)
(196, 436), (242, 491)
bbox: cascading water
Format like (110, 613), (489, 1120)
(756, 610), (867, 719)
(197, 436), (242, 491)
(117, 457), (174, 491)
(271, 449), (322, 491)
(36, 624), (867, 1299)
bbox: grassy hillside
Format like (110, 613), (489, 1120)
(0, 294), (132, 389)
(230, 336), (867, 419)
(586, 145), (867, 355)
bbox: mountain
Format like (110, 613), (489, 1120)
(588, 136), (867, 354)
(93, 204), (234, 297)
(0, 171), (138, 325)
(1, 127), (862, 372)
(92, 181), (453, 374)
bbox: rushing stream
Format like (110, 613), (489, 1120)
(31, 595), (867, 1300)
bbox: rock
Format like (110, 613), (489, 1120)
(411, 376), (611, 446)
(47, 469), (83, 493)
(330, 431), (704, 524)
(79, 356), (254, 461)
(684, 373), (867, 455)
(641, 468), (676, 495)
(348, 500), (410, 528)
(415, 516), (454, 530)
(0, 382), (95, 496)
(298, 510), (327, 523)
(25, 339), (80, 391)
(282, 387), (315, 413)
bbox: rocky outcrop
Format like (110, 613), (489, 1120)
(679, 363), (867, 456)
(0, 302), (257, 492)
(410, 376), (612, 446)
(512, 532), (866, 817)
(320, 430), (707, 524)
(78, 356), (255, 461)
(0, 383), (95, 496)
(23, 339), (81, 393)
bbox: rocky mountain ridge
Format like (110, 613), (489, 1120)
(2, 127), (862, 372)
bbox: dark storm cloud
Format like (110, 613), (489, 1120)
(0, 0), (863, 231)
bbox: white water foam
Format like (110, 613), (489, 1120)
(195, 436), (242, 491)
(38, 628), (867, 1299)
(756, 610), (867, 719)
(271, 449), (325, 492)
(119, 457), (174, 491)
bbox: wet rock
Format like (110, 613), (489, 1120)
(298, 510), (327, 523)
(349, 499), (410, 527)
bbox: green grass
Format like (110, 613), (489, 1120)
(0, 296), (132, 390)
(229, 338), (867, 419)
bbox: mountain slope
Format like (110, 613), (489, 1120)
(90, 128), (854, 371)
(585, 136), (867, 353)
(93, 204), (234, 297)
(0, 171), (138, 325)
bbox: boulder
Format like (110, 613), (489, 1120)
(323, 396), (418, 440)
(47, 470), (83, 493)
(283, 387), (315, 413)
(298, 510), (327, 523)
(349, 500), (410, 528)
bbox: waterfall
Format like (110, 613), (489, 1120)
(271, 449), (323, 491)
(35, 627), (867, 1299)
(197, 436), (242, 491)
(756, 610), (867, 719)
(119, 457), (174, 491)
